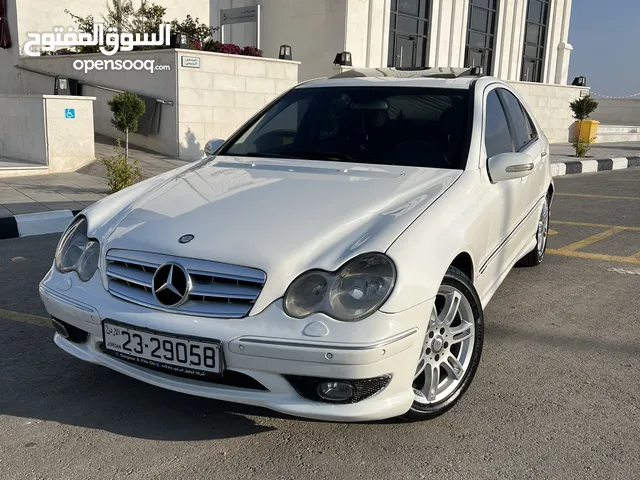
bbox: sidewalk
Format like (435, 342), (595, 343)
(0, 135), (191, 218)
(550, 141), (640, 163)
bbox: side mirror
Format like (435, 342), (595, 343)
(487, 152), (534, 182)
(204, 139), (225, 156)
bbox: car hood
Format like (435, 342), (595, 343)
(95, 156), (461, 311)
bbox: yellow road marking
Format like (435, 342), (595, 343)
(631, 250), (640, 260)
(548, 228), (558, 236)
(555, 193), (640, 201)
(0, 308), (51, 328)
(559, 227), (624, 252)
(551, 221), (640, 232)
(547, 250), (640, 265)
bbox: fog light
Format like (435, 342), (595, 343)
(317, 381), (354, 402)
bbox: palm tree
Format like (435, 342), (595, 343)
(104, 0), (134, 35)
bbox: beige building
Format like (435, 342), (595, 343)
(212, 0), (574, 84)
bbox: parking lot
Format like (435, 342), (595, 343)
(1, 168), (638, 480)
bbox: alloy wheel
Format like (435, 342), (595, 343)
(413, 285), (476, 405)
(537, 199), (550, 258)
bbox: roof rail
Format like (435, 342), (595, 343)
(329, 66), (485, 80)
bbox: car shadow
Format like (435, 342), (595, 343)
(0, 321), (300, 441)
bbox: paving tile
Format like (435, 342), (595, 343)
(12, 188), (73, 204)
(0, 189), (36, 205)
(40, 201), (87, 212)
(4, 202), (51, 215)
(0, 205), (13, 217)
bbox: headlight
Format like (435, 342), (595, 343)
(55, 217), (100, 282)
(283, 253), (396, 322)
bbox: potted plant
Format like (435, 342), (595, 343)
(569, 95), (599, 158)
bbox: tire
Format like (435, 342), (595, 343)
(402, 266), (484, 421)
(517, 194), (550, 267)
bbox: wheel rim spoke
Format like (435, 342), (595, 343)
(449, 323), (473, 343)
(424, 366), (440, 402)
(442, 355), (464, 380)
(414, 356), (427, 380)
(439, 291), (461, 326)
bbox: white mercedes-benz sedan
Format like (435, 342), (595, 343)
(40, 67), (553, 422)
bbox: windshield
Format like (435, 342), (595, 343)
(220, 86), (470, 169)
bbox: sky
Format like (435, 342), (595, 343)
(568, 0), (639, 97)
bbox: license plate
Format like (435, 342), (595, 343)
(102, 320), (223, 380)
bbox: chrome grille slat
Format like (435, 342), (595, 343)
(105, 249), (265, 318)
(106, 263), (153, 288)
(190, 281), (261, 300)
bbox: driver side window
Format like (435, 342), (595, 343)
(484, 90), (513, 158)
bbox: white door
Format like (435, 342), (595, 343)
(497, 89), (547, 217)
(477, 87), (530, 288)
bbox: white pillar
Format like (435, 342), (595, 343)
(493, 0), (515, 79)
(554, 0), (573, 84)
(429, 0), (466, 68)
(509, 0), (528, 81)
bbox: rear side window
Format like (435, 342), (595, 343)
(498, 89), (535, 150)
(484, 90), (513, 158)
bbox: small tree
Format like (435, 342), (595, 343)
(107, 92), (145, 159)
(569, 95), (599, 157)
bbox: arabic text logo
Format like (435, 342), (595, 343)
(23, 24), (171, 57)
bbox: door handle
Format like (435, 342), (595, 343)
(541, 151), (548, 157)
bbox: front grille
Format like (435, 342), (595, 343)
(284, 375), (392, 404)
(105, 249), (266, 318)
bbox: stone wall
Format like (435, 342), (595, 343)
(592, 99), (640, 127)
(0, 95), (47, 162)
(0, 94), (95, 171)
(176, 49), (299, 160)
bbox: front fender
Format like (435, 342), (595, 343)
(381, 171), (486, 314)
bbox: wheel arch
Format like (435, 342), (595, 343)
(449, 252), (475, 284)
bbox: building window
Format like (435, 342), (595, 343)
(387, 0), (431, 68)
(521, 0), (550, 82)
(465, 0), (498, 74)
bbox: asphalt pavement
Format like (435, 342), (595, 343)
(0, 169), (639, 480)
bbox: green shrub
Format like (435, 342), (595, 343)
(170, 15), (217, 43)
(102, 140), (142, 193)
(107, 91), (146, 159)
(569, 95), (599, 121)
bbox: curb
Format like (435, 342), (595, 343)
(551, 156), (640, 177)
(0, 210), (81, 240)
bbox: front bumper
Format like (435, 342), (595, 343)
(39, 266), (432, 422)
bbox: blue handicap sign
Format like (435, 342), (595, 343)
(64, 108), (76, 119)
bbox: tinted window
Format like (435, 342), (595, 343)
(484, 90), (512, 157)
(499, 89), (534, 150)
(222, 87), (470, 169)
(524, 108), (537, 140)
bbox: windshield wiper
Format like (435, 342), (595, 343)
(278, 151), (367, 163)
(229, 152), (286, 158)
